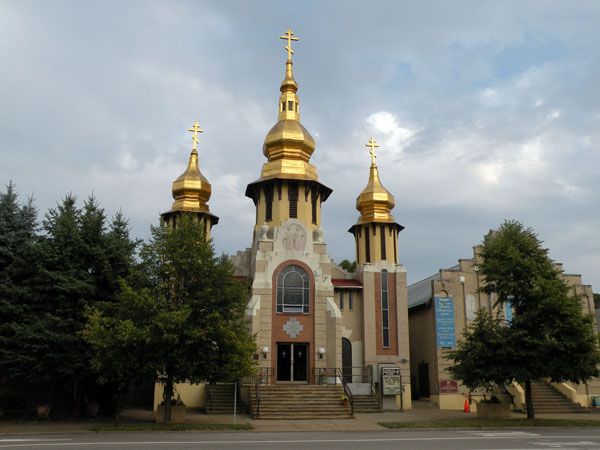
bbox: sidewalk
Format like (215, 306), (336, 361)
(1, 407), (600, 435)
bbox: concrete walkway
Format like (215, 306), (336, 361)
(1, 407), (599, 435)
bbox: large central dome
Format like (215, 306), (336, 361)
(259, 58), (318, 181)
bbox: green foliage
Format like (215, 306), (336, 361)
(448, 220), (600, 419)
(339, 259), (356, 273)
(0, 182), (38, 401)
(0, 185), (139, 414)
(84, 215), (256, 423)
(447, 309), (510, 391)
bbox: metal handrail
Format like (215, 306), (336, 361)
(207, 386), (213, 412)
(252, 367), (273, 419)
(254, 377), (260, 419)
(371, 379), (382, 410)
(336, 368), (354, 415)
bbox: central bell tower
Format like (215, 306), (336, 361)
(244, 29), (339, 383)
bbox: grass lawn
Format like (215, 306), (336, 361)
(90, 423), (253, 432)
(379, 419), (600, 429)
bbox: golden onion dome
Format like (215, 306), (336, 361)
(259, 39), (318, 181)
(355, 139), (396, 224)
(170, 149), (212, 213)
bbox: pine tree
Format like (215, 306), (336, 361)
(0, 182), (38, 406)
(0, 190), (139, 415)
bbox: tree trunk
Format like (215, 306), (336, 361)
(525, 379), (535, 419)
(114, 388), (120, 427)
(163, 377), (173, 425)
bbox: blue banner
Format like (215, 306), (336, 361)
(504, 300), (513, 323)
(435, 296), (456, 348)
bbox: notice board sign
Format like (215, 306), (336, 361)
(434, 296), (456, 348)
(381, 367), (401, 395)
(439, 379), (458, 393)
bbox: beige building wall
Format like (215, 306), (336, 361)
(408, 242), (599, 410)
(253, 181), (323, 233)
(153, 383), (206, 412)
(353, 223), (400, 265)
(246, 218), (338, 383)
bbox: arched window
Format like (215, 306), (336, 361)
(276, 265), (310, 313)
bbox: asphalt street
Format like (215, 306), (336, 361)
(2, 429), (600, 450)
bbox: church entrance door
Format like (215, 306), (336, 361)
(276, 343), (308, 382)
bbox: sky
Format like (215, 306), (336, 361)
(1, 0), (599, 289)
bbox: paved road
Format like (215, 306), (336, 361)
(2, 429), (600, 450)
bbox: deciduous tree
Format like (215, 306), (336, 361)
(448, 220), (600, 419)
(85, 215), (256, 424)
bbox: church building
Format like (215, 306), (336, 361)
(408, 237), (599, 411)
(153, 29), (597, 417)
(153, 30), (411, 416)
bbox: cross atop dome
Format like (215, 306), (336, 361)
(280, 28), (299, 61)
(188, 121), (203, 153)
(366, 137), (379, 166)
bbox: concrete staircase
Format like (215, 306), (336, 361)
(530, 382), (587, 414)
(206, 384), (245, 414)
(352, 394), (381, 412)
(251, 384), (352, 419)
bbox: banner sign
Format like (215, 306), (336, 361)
(434, 296), (456, 348)
(504, 300), (513, 323)
(439, 379), (458, 393)
(381, 367), (401, 395)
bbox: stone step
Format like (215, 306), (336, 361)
(528, 382), (586, 414)
(250, 385), (350, 419)
(257, 414), (352, 419)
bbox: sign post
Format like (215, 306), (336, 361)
(233, 381), (237, 427)
(381, 367), (402, 411)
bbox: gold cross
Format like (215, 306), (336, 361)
(366, 137), (379, 165)
(280, 28), (299, 61)
(188, 121), (203, 152)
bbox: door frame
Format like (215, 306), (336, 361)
(276, 342), (309, 383)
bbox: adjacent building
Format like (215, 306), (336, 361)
(408, 237), (598, 410)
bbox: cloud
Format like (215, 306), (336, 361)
(365, 111), (416, 158)
(1, 0), (599, 289)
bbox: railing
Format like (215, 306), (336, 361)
(316, 366), (371, 384)
(250, 367), (273, 419)
(314, 367), (355, 415)
(372, 377), (383, 410)
(207, 385), (213, 412)
(337, 368), (354, 415)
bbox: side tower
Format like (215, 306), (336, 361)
(153, 122), (219, 413)
(348, 138), (411, 406)
(161, 121), (219, 236)
(245, 30), (338, 383)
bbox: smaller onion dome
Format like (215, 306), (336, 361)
(170, 148), (212, 213)
(355, 138), (396, 224)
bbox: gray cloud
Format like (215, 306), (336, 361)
(1, 0), (599, 288)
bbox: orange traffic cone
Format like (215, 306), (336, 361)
(463, 398), (470, 413)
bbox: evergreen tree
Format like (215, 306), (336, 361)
(84, 215), (256, 424)
(0, 182), (38, 406)
(0, 189), (139, 416)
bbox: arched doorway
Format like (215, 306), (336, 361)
(342, 338), (352, 383)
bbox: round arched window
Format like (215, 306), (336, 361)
(276, 265), (310, 313)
